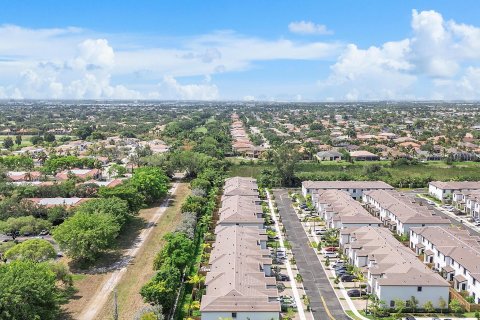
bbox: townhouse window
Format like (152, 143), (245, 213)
(417, 286), (422, 292)
(232, 313), (237, 318)
(474, 279), (476, 285)
(464, 268), (467, 275)
(390, 300), (395, 308)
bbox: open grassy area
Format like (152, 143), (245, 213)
(194, 126), (208, 133)
(228, 160), (480, 187)
(95, 182), (190, 320)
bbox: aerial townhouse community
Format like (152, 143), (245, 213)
(200, 177), (281, 320)
(299, 179), (480, 315)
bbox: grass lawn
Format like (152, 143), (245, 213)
(95, 182), (190, 320)
(228, 160), (480, 186)
(194, 126), (208, 133)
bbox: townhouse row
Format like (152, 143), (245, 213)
(200, 177), (281, 320)
(362, 189), (450, 235)
(341, 226), (450, 308)
(305, 181), (448, 235)
(410, 226), (480, 303)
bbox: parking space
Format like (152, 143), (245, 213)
(273, 189), (350, 320)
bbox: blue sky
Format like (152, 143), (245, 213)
(0, 1), (479, 100)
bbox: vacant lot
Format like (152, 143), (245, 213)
(60, 183), (190, 320)
(95, 182), (190, 320)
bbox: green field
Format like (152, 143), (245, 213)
(227, 159), (480, 187)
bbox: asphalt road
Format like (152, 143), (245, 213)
(415, 196), (480, 237)
(274, 189), (349, 320)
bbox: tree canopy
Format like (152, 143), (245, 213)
(53, 211), (120, 262)
(4, 239), (56, 262)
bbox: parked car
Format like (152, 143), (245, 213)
(323, 246), (338, 252)
(335, 269), (349, 276)
(315, 229), (327, 235)
(404, 316), (416, 320)
(341, 274), (357, 282)
(347, 289), (366, 297)
(39, 229), (49, 236)
(277, 273), (290, 281)
(324, 252), (338, 258)
(276, 283), (286, 292)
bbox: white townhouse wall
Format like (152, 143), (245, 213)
(410, 226), (480, 303)
(376, 284), (450, 309)
(452, 191), (480, 218)
(362, 190), (450, 235)
(202, 311), (279, 320)
(341, 226), (450, 307)
(311, 190), (381, 229)
(302, 181), (393, 199)
(428, 181), (480, 202)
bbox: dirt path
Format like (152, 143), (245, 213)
(77, 181), (181, 320)
(95, 182), (190, 320)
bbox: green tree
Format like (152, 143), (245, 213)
(449, 299), (464, 314)
(43, 132), (56, 142)
(439, 296), (447, 314)
(4, 239), (56, 262)
(272, 145), (300, 187)
(141, 263), (181, 315)
(75, 197), (130, 227)
(15, 135), (22, 146)
(0, 216), (51, 239)
(53, 212), (120, 262)
(409, 295), (419, 313)
(75, 125), (93, 140)
(394, 299), (406, 318)
(153, 232), (193, 270)
(30, 135), (44, 145)
(107, 164), (127, 178)
(423, 300), (434, 313)
(99, 184), (145, 214)
(3, 137), (14, 149)
(130, 167), (169, 204)
(0, 260), (60, 320)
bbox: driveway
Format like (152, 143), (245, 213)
(273, 189), (349, 320)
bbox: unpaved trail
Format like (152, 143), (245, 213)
(77, 181), (180, 320)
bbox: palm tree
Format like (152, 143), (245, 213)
(187, 274), (206, 292)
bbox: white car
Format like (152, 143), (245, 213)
(323, 251), (338, 258)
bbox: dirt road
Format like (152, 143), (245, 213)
(77, 181), (181, 320)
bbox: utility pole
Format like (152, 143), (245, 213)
(113, 288), (118, 320)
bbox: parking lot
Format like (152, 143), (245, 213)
(273, 189), (350, 320)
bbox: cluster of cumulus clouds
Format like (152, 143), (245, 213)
(0, 9), (480, 100)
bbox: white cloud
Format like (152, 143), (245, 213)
(243, 95), (255, 101)
(288, 21), (333, 35)
(317, 9), (480, 100)
(156, 76), (219, 100)
(319, 41), (416, 100)
(0, 25), (340, 99)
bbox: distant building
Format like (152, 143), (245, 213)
(302, 180), (393, 199)
(315, 150), (342, 161)
(25, 197), (91, 208)
(56, 168), (102, 181)
(428, 181), (480, 202)
(350, 150), (379, 161)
